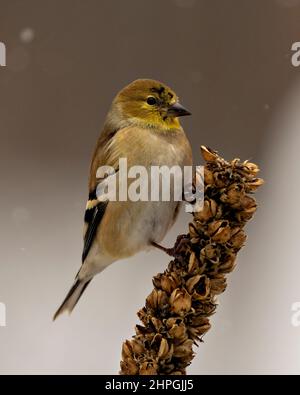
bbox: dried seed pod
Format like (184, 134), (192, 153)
(188, 252), (198, 274)
(236, 209), (254, 222)
(211, 223), (231, 243)
(210, 275), (227, 294)
(195, 199), (214, 222)
(200, 243), (217, 260)
(243, 161), (260, 174)
(189, 223), (199, 238)
(204, 168), (214, 184)
(188, 320), (211, 340)
(207, 220), (224, 236)
(120, 358), (139, 375)
(139, 361), (158, 375)
(173, 339), (194, 358)
(137, 307), (148, 325)
(195, 322), (211, 336)
(151, 333), (163, 348)
(146, 289), (158, 310)
(190, 315), (210, 328)
(219, 253), (236, 273)
(131, 339), (145, 354)
(246, 178), (264, 191)
(122, 340), (133, 359)
(193, 275), (210, 300)
(214, 171), (228, 188)
(186, 274), (201, 294)
(240, 195), (257, 210)
(135, 324), (153, 336)
(157, 290), (169, 307)
(160, 274), (180, 294)
(170, 289), (192, 315)
(229, 229), (247, 249)
(165, 317), (181, 328)
(220, 183), (245, 205)
(158, 338), (169, 359)
(146, 289), (169, 310)
(200, 145), (218, 162)
(168, 322), (187, 342)
(151, 317), (163, 332)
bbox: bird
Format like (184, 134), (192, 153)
(53, 79), (193, 320)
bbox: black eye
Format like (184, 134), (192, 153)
(147, 96), (157, 105)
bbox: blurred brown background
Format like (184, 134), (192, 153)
(0, 0), (300, 374)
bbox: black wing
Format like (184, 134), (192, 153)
(82, 150), (119, 263)
(82, 200), (108, 262)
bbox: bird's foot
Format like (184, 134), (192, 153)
(151, 234), (189, 258)
(151, 241), (175, 257)
(174, 233), (189, 250)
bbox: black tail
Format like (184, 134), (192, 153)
(53, 278), (92, 321)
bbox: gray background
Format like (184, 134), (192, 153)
(0, 0), (300, 374)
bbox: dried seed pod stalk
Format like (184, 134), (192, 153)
(120, 146), (264, 375)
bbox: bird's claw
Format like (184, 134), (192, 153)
(151, 234), (189, 258)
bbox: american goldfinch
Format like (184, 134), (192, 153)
(53, 79), (192, 320)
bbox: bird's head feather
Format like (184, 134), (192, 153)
(111, 79), (191, 131)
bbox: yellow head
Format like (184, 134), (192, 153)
(113, 79), (191, 130)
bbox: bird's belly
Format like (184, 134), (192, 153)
(98, 200), (179, 259)
(132, 200), (179, 244)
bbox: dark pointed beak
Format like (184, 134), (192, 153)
(167, 102), (191, 117)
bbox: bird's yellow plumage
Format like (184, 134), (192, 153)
(53, 79), (193, 320)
